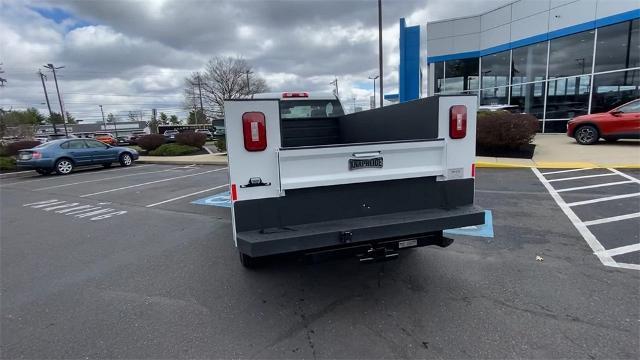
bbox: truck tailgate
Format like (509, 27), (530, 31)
(278, 139), (445, 190)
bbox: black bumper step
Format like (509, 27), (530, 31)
(237, 205), (485, 257)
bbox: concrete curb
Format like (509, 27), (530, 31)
(136, 158), (640, 169)
(137, 158), (228, 166)
(0, 170), (36, 179)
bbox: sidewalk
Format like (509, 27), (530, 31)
(137, 135), (640, 169)
(477, 134), (640, 169)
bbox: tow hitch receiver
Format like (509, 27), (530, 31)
(358, 233), (454, 263)
(359, 246), (399, 263)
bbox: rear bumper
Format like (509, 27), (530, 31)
(16, 159), (55, 169)
(237, 205), (485, 257)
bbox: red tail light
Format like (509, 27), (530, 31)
(231, 183), (238, 201)
(242, 112), (267, 151)
(32, 151), (42, 159)
(449, 105), (467, 139)
(282, 92), (308, 98)
(471, 163), (476, 177)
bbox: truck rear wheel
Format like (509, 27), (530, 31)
(239, 251), (260, 268)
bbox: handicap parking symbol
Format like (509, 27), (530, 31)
(444, 210), (494, 238)
(192, 191), (231, 208)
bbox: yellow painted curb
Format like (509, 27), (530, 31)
(534, 161), (597, 169)
(476, 161), (640, 169)
(475, 161), (532, 168)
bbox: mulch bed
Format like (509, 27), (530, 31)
(139, 148), (209, 156)
(476, 144), (536, 159)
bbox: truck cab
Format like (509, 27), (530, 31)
(225, 92), (484, 267)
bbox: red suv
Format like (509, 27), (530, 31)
(567, 98), (640, 145)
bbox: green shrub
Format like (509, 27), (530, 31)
(0, 156), (16, 171)
(5, 140), (41, 156)
(477, 111), (538, 149)
(148, 143), (199, 156)
(214, 136), (226, 152)
(176, 131), (207, 148)
(0, 145), (7, 157)
(136, 134), (166, 151)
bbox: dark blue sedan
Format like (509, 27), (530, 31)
(16, 138), (139, 175)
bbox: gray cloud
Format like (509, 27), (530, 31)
(1, 0), (511, 120)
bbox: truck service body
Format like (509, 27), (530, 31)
(224, 92), (485, 266)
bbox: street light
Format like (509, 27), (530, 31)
(368, 75), (379, 109)
(99, 105), (106, 130)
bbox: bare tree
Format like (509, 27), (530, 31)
(184, 56), (269, 118)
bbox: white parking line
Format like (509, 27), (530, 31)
(34, 166), (188, 191)
(547, 173), (617, 183)
(540, 168), (594, 175)
(80, 167), (228, 197)
(598, 243), (640, 257)
(582, 212), (640, 226)
(0, 164), (152, 186)
(567, 192), (640, 207)
(609, 168), (640, 184)
(22, 199), (129, 221)
(145, 184), (229, 208)
(555, 180), (634, 193)
(531, 168), (616, 267)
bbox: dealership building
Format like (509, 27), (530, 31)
(398, 0), (639, 132)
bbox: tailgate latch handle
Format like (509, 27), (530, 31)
(352, 151), (381, 158)
(240, 177), (271, 188)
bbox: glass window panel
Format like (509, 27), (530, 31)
(480, 87), (508, 105)
(511, 42), (547, 84)
(445, 58), (479, 93)
(618, 100), (640, 113)
(509, 81), (546, 119)
(481, 50), (510, 89)
(595, 20), (640, 72)
(591, 70), (640, 113)
(548, 80), (555, 96)
(434, 62), (444, 93)
(543, 120), (570, 133)
(548, 30), (595, 78)
(546, 75), (591, 119)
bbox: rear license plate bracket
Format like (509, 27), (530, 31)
(349, 157), (383, 170)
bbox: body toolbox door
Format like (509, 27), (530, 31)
(224, 100), (282, 243)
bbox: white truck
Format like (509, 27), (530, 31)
(224, 92), (484, 267)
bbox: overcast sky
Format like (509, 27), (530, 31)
(0, 0), (511, 122)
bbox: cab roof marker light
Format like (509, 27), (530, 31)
(282, 92), (309, 98)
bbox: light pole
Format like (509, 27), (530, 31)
(377, 0), (384, 108)
(43, 64), (68, 137)
(368, 75), (379, 109)
(99, 105), (107, 130)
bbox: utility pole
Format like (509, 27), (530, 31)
(368, 75), (379, 109)
(43, 64), (68, 136)
(0, 63), (6, 87)
(99, 105), (106, 130)
(352, 96), (357, 113)
(196, 74), (205, 124)
(245, 70), (252, 95)
(377, 0), (384, 108)
(330, 78), (339, 98)
(38, 70), (57, 134)
(112, 113), (119, 137)
(152, 108), (157, 134)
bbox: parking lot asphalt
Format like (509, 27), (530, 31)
(1, 165), (639, 359)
